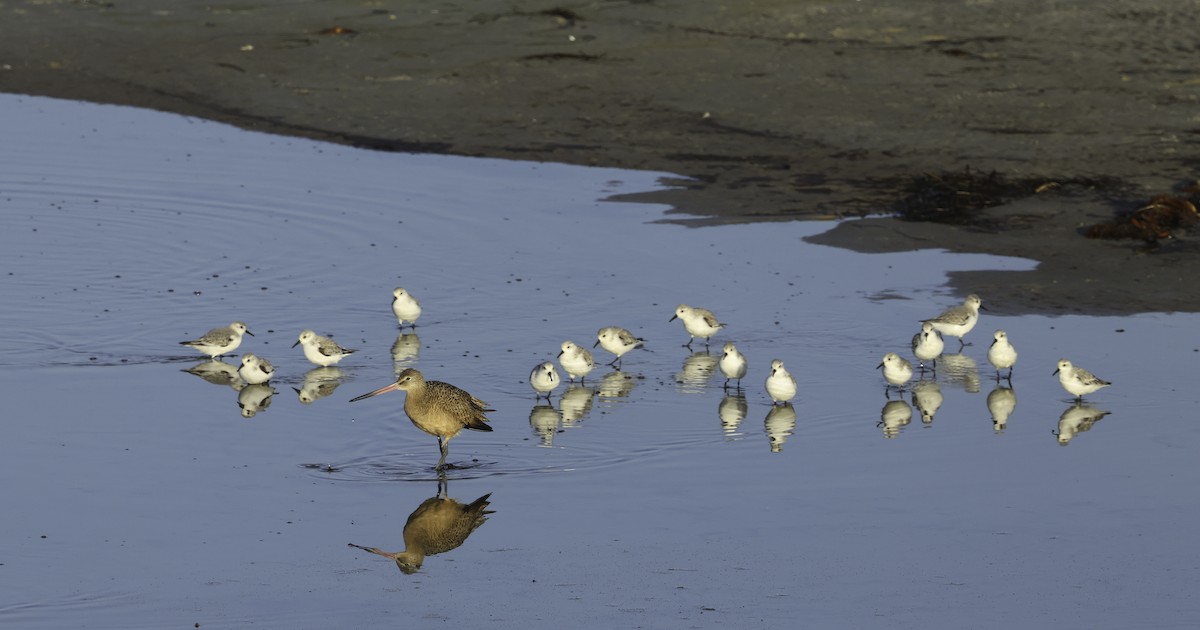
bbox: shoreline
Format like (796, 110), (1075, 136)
(3, 0), (1198, 314)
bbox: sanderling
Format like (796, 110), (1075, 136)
(237, 353), (275, 385)
(392, 287), (422, 328)
(669, 304), (725, 348)
(987, 330), (1018, 380)
(349, 368), (493, 471)
(921, 294), (984, 349)
(719, 342), (748, 390)
(293, 329), (357, 367)
(179, 321), (252, 358)
(593, 326), (645, 368)
(910, 322), (944, 370)
(530, 361), (561, 400)
(558, 340), (596, 382)
(765, 359), (797, 404)
(1053, 359), (1111, 401)
(877, 352), (914, 394)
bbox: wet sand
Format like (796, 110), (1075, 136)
(3, 0), (1198, 314)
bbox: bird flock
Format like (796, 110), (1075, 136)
(179, 289), (1114, 465)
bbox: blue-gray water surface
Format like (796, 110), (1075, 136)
(1, 94), (1198, 629)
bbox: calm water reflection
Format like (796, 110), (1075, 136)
(3, 94), (1199, 629)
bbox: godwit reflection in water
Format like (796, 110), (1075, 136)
(349, 483), (494, 575)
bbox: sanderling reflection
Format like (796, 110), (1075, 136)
(987, 330), (1018, 380)
(876, 352), (913, 395)
(719, 342), (748, 390)
(911, 379), (943, 424)
(391, 287), (422, 328)
(910, 322), (944, 371)
(183, 359), (240, 387)
(180, 321), (252, 358)
(237, 384), (275, 418)
(529, 404), (561, 447)
(669, 304), (725, 348)
(987, 385), (1017, 433)
(558, 340), (596, 382)
(879, 400), (913, 438)
(237, 353), (274, 385)
(718, 393), (748, 437)
(559, 385), (596, 425)
(676, 351), (718, 393)
(594, 327), (645, 368)
(765, 359), (797, 404)
(530, 361), (561, 400)
(294, 366), (345, 404)
(294, 329), (356, 367)
(764, 403), (796, 452)
(921, 294), (983, 349)
(1053, 359), (1111, 401)
(1054, 403), (1110, 445)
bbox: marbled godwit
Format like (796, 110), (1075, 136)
(350, 368), (493, 470)
(920, 294), (984, 349)
(1053, 359), (1111, 401)
(669, 304), (725, 348)
(765, 359), (796, 404)
(391, 287), (422, 328)
(349, 492), (493, 574)
(593, 326), (644, 368)
(179, 321), (252, 358)
(293, 329), (356, 367)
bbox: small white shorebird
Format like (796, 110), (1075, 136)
(392, 287), (422, 328)
(593, 326), (645, 368)
(987, 330), (1018, 381)
(877, 352), (914, 395)
(293, 329), (356, 367)
(530, 361), (561, 400)
(1053, 359), (1111, 401)
(719, 342), (748, 390)
(910, 322), (944, 371)
(921, 294), (984, 349)
(179, 321), (252, 358)
(669, 304), (725, 348)
(765, 359), (796, 404)
(558, 340), (596, 382)
(237, 353), (275, 385)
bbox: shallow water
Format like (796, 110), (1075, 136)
(2, 94), (1198, 629)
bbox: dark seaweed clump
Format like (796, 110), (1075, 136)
(891, 169), (1126, 225)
